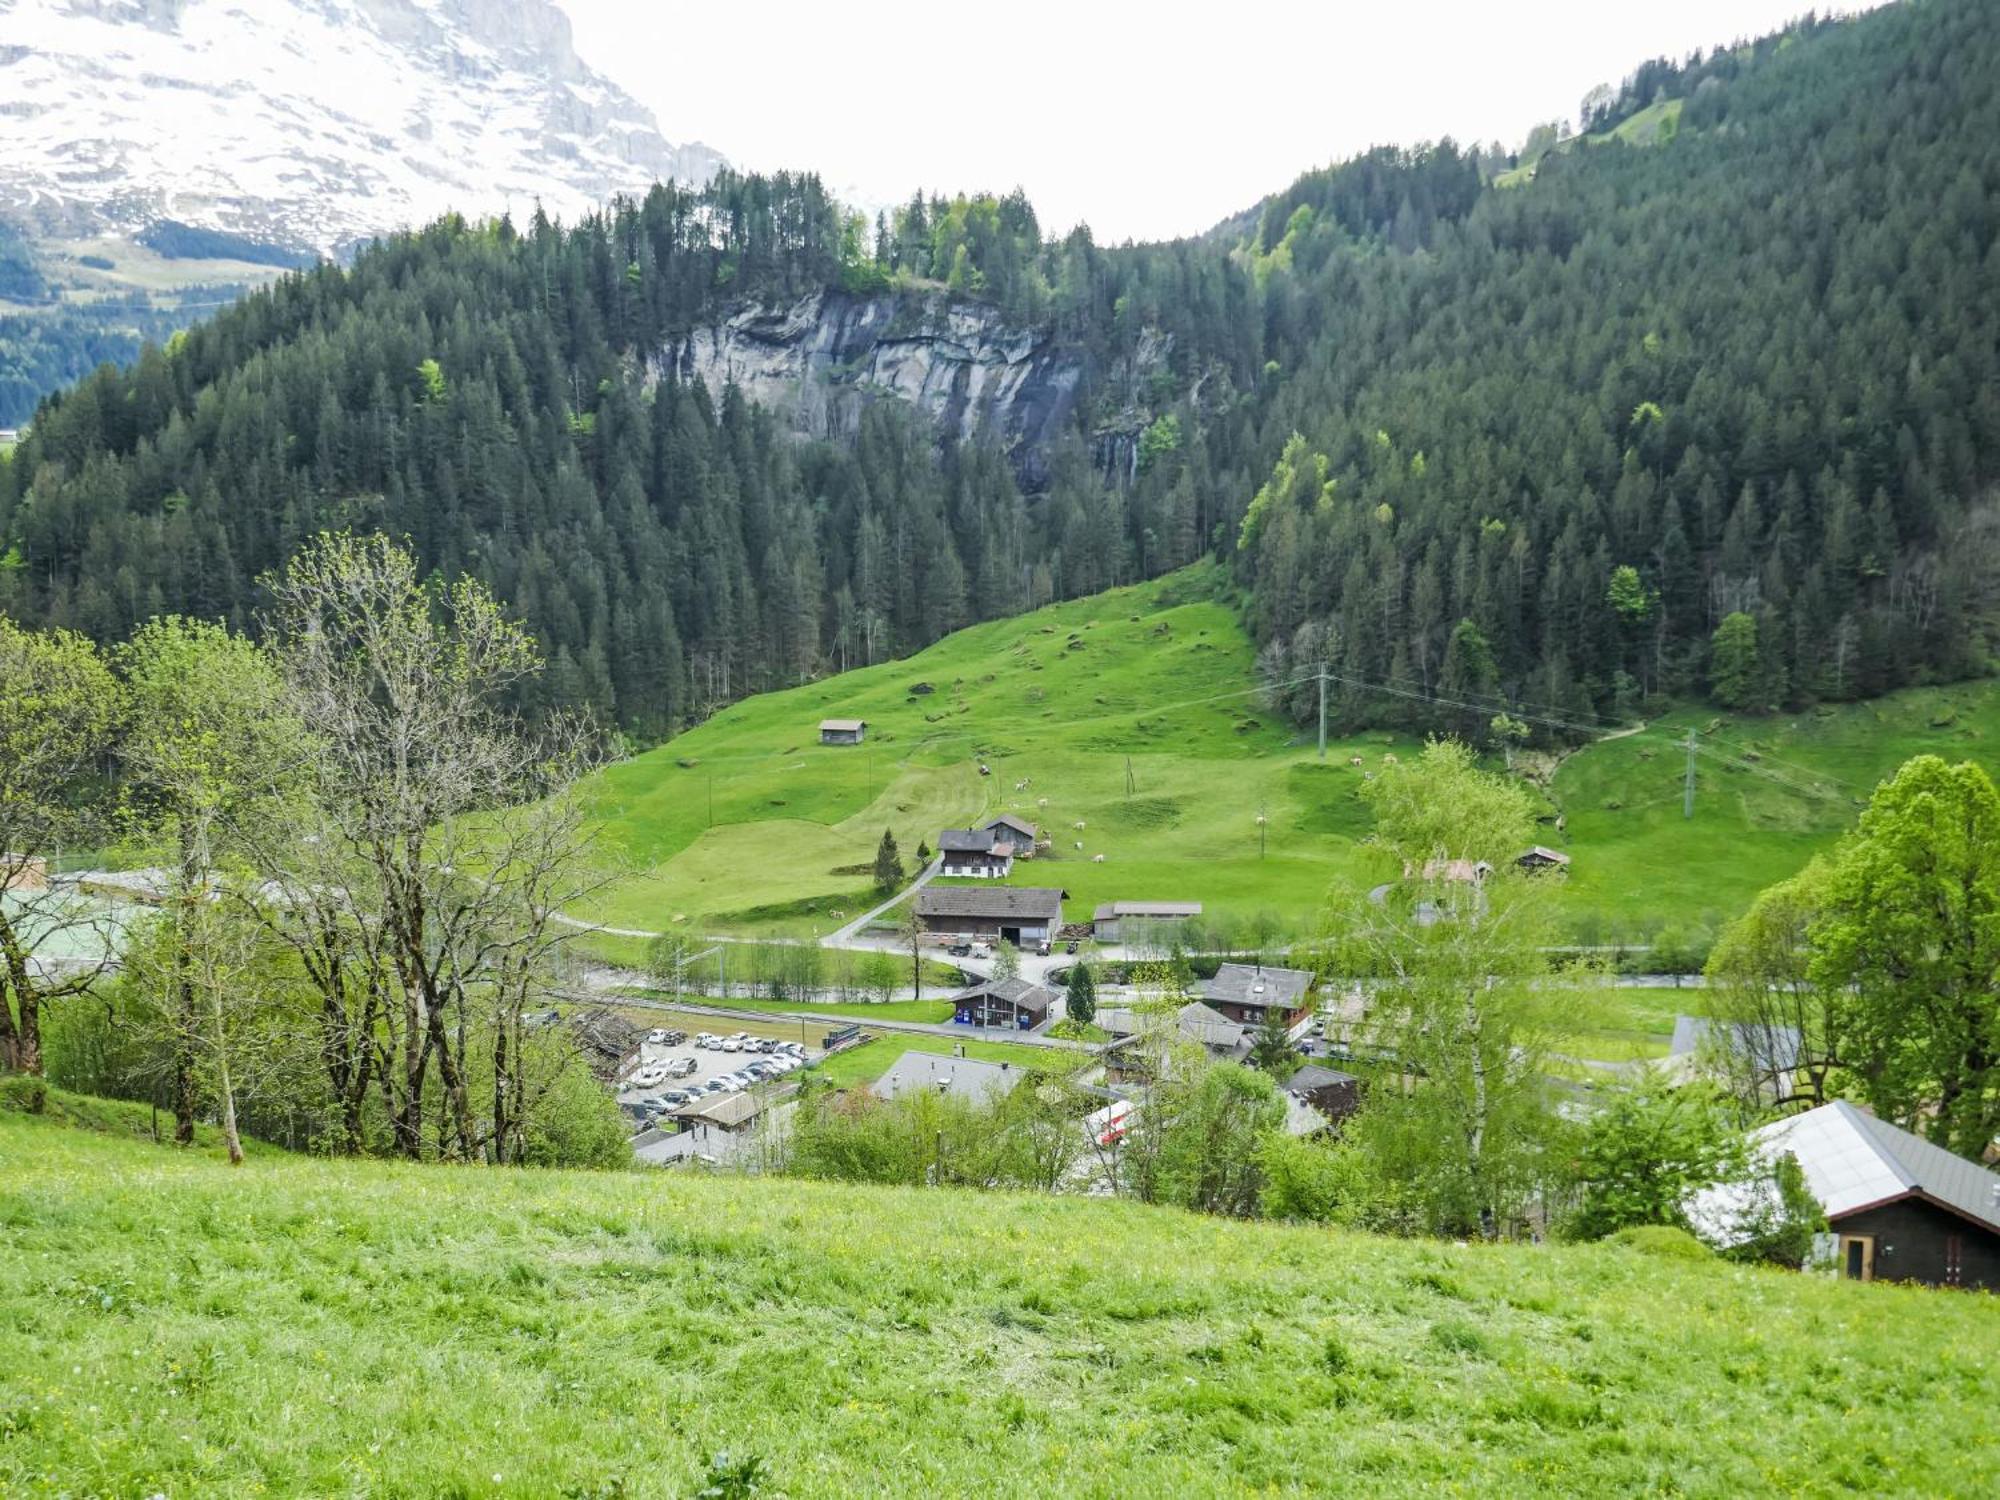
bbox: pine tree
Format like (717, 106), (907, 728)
(872, 828), (903, 892)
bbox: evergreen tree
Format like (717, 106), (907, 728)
(872, 828), (903, 892)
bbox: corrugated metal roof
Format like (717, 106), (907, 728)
(1202, 963), (1313, 1007)
(1689, 1099), (2000, 1242)
(818, 718), (866, 732)
(915, 887), (1065, 921)
(873, 1050), (1026, 1104)
(1093, 901), (1203, 920)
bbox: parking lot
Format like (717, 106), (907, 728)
(616, 1026), (825, 1124)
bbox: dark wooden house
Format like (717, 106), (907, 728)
(1694, 1101), (2000, 1290)
(937, 827), (1016, 878)
(1285, 1063), (1363, 1129)
(819, 718), (867, 745)
(948, 976), (1060, 1031)
(1198, 963), (1315, 1037)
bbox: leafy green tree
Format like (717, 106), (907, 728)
(1341, 739), (1569, 1237)
(1810, 755), (2000, 1156)
(1132, 1061), (1288, 1217)
(1709, 612), (1760, 709)
(0, 620), (122, 1077)
(991, 941), (1020, 981)
(1248, 1005), (1302, 1080)
(1704, 857), (1843, 1110)
(118, 616), (303, 1159)
(1565, 1073), (1750, 1241)
(872, 829), (903, 892)
(1064, 960), (1096, 1025)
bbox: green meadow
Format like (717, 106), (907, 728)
(5, 1097), (1999, 1498)
(578, 562), (2000, 955)
(580, 563), (1415, 943)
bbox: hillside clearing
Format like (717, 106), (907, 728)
(3, 1107), (1999, 1497)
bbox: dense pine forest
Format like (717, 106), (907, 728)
(2, 0), (1996, 743)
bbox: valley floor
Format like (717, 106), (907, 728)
(4, 1103), (1999, 1497)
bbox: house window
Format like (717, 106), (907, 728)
(1945, 1234), (1964, 1287)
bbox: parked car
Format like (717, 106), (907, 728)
(695, 1033), (718, 1049)
(720, 1038), (741, 1053)
(667, 1057), (698, 1078)
(662, 1029), (688, 1046)
(632, 1066), (667, 1089)
(646, 1028), (668, 1044)
(659, 1090), (693, 1107)
(947, 942), (972, 958)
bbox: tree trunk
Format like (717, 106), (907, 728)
(213, 991), (244, 1167)
(172, 826), (200, 1145)
(0, 918), (43, 1075)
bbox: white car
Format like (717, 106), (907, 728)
(695, 1033), (719, 1049)
(646, 1028), (668, 1044)
(720, 1038), (742, 1053)
(631, 1066), (667, 1089)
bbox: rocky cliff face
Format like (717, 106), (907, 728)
(658, 290), (1163, 489)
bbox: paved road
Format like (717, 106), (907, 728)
(822, 856), (942, 948)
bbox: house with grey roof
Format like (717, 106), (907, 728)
(818, 718), (867, 745)
(948, 976), (1061, 1031)
(1286, 1063), (1363, 1129)
(873, 1049), (1028, 1106)
(914, 886), (1065, 946)
(937, 827), (1016, 878)
(1199, 963), (1315, 1037)
(1687, 1100), (2000, 1290)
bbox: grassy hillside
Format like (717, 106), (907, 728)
(581, 564), (1416, 940)
(1546, 683), (2000, 941)
(579, 561), (2000, 953)
(4, 1104), (1999, 1497)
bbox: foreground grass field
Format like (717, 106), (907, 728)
(4, 1104), (1999, 1497)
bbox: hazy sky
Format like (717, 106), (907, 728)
(560, 1), (1884, 243)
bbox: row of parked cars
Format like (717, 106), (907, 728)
(695, 1031), (789, 1055)
(623, 1055), (697, 1091)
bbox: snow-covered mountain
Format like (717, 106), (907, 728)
(0, 0), (725, 255)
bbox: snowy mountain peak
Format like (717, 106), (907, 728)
(0, 0), (726, 255)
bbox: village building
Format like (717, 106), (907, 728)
(1689, 1100), (2000, 1290)
(914, 886), (1065, 948)
(1, 855), (49, 894)
(1285, 1063), (1363, 1130)
(937, 827), (1017, 878)
(1198, 963), (1315, 1037)
(873, 1050), (1027, 1106)
(948, 976), (1061, 1030)
(935, 815), (1042, 877)
(1516, 845), (1572, 872)
(1097, 1002), (1253, 1078)
(1410, 858), (1494, 884)
(981, 813), (1039, 848)
(1091, 900), (1202, 944)
(818, 718), (867, 745)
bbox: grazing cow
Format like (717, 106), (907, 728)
(1091, 853), (1106, 863)
(1074, 840), (1083, 850)
(1350, 755), (1363, 766)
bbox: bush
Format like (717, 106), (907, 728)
(1607, 1224), (1714, 1260)
(1, 1073), (49, 1115)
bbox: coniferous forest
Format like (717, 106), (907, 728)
(2, 0), (1996, 745)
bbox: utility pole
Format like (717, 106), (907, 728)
(1317, 663), (1328, 761)
(1125, 755), (1135, 797)
(1682, 728), (1698, 820)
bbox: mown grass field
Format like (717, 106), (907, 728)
(580, 564), (1416, 943)
(579, 560), (1999, 957)
(1546, 684), (2000, 942)
(4, 1102), (1999, 1498)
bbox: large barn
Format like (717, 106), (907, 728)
(914, 886), (1065, 948)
